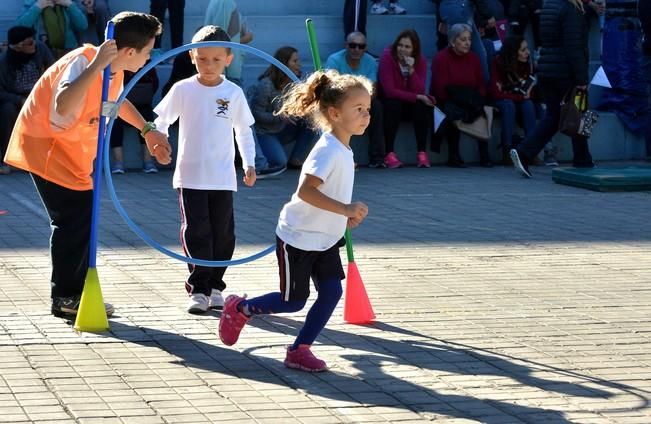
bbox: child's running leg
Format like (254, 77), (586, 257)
(284, 277), (342, 372)
(292, 277), (342, 349)
(218, 293), (306, 346)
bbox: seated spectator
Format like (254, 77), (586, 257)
(325, 31), (386, 167)
(204, 0), (254, 86)
(507, 0), (542, 47)
(150, 0), (185, 50)
(370, 1), (407, 15)
(489, 35), (538, 164)
(378, 29), (434, 168)
(162, 42), (196, 96)
(438, 0), (495, 81)
(0, 26), (54, 175)
(79, 0), (111, 44)
(109, 64), (160, 174)
(16, 0), (88, 58)
(343, 0), (407, 38)
(430, 23), (493, 168)
(249, 46), (317, 174)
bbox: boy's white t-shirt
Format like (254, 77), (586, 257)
(276, 132), (355, 251)
(154, 75), (255, 191)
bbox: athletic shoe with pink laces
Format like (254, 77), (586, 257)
(417, 151), (431, 168)
(284, 344), (328, 372)
(219, 295), (249, 346)
(384, 152), (403, 169)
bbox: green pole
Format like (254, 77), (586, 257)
(305, 19), (322, 70)
(305, 18), (355, 263)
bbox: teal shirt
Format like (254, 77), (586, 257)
(324, 49), (378, 82)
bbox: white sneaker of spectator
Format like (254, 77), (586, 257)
(370, 2), (389, 14)
(209, 289), (224, 310)
(389, 2), (407, 14)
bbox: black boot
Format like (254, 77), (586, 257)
(478, 141), (493, 168)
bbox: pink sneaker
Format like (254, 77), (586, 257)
(284, 345), (328, 372)
(384, 152), (403, 169)
(219, 295), (250, 346)
(417, 151), (431, 168)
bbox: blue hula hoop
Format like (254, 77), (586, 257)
(103, 41), (300, 267)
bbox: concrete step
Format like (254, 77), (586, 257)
(116, 105), (644, 170)
(166, 14), (437, 62)
(107, 0), (436, 18)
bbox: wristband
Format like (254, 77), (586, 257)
(140, 121), (156, 138)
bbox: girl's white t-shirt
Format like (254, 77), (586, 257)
(154, 75), (255, 191)
(276, 132), (355, 251)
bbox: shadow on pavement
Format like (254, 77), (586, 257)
(103, 316), (649, 423)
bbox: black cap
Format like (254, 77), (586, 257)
(8, 26), (36, 46)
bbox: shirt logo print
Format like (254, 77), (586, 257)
(215, 98), (230, 118)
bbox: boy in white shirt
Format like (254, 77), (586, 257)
(153, 25), (256, 313)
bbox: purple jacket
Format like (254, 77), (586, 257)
(377, 46), (427, 103)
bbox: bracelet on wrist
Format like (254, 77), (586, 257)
(140, 121), (156, 138)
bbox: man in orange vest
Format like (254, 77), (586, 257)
(4, 11), (172, 318)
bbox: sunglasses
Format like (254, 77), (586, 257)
(347, 42), (366, 50)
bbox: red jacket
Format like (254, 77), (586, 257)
(429, 47), (485, 103)
(377, 46), (427, 103)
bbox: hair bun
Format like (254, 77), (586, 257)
(313, 73), (330, 100)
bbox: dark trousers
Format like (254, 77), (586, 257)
(31, 174), (93, 298)
(382, 98), (431, 153)
(517, 80), (593, 166)
(179, 188), (234, 296)
(109, 106), (153, 149)
(433, 119), (490, 162)
(150, 0), (185, 49)
(343, 0), (367, 37)
(0, 101), (20, 163)
(366, 97), (386, 163)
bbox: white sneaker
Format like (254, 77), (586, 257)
(187, 293), (209, 314)
(370, 3), (389, 14)
(389, 2), (407, 14)
(209, 289), (224, 310)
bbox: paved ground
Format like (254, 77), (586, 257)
(1, 161), (651, 424)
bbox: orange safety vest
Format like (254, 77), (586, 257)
(4, 45), (124, 191)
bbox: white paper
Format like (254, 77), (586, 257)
(591, 66), (611, 88)
(493, 40), (502, 52)
(433, 106), (446, 133)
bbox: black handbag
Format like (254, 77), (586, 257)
(559, 88), (584, 137)
(559, 88), (597, 137)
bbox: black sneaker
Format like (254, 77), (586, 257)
(367, 161), (386, 169)
(510, 149), (532, 178)
(256, 164), (287, 179)
(51, 295), (114, 318)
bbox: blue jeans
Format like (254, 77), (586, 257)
(255, 121), (317, 168)
(439, 0), (490, 82)
(494, 99), (537, 148)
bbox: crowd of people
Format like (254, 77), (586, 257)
(1, 0), (650, 373)
(2, 0), (649, 179)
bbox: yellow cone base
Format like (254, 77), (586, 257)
(344, 262), (375, 324)
(74, 267), (109, 332)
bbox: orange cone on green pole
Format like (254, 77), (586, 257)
(343, 229), (375, 324)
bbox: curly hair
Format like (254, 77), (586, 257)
(275, 69), (374, 131)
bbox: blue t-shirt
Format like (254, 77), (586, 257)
(324, 49), (378, 82)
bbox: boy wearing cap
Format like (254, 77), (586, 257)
(0, 26), (54, 174)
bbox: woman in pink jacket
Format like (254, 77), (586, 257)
(378, 29), (435, 168)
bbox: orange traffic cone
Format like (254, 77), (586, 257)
(344, 261), (375, 324)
